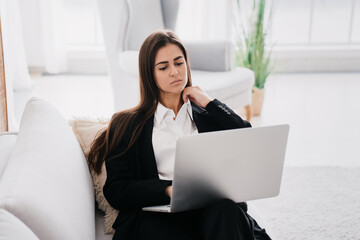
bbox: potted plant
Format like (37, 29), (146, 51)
(234, 0), (274, 116)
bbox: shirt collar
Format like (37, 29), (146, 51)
(154, 102), (172, 126)
(154, 101), (194, 125)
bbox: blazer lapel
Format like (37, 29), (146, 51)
(141, 115), (159, 178)
(191, 102), (210, 133)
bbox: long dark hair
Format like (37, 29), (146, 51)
(88, 30), (192, 174)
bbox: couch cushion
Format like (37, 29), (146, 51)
(191, 68), (254, 101)
(184, 41), (234, 72)
(68, 118), (118, 235)
(0, 132), (17, 179)
(0, 98), (95, 240)
(0, 209), (39, 240)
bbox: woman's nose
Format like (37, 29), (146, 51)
(170, 65), (179, 77)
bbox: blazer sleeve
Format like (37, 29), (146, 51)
(205, 99), (252, 129)
(103, 127), (172, 211)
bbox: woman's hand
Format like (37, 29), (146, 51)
(165, 186), (172, 198)
(182, 86), (213, 108)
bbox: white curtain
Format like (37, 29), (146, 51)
(0, 0), (67, 131)
(39, 0), (67, 74)
(0, 0), (33, 91)
(0, 0), (34, 130)
(18, 0), (67, 74)
(176, 0), (233, 41)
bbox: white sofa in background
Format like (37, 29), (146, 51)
(0, 97), (273, 239)
(0, 98), (112, 240)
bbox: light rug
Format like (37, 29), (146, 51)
(250, 166), (360, 240)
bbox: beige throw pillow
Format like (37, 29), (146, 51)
(68, 118), (118, 234)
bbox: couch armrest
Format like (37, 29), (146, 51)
(184, 40), (234, 72)
(0, 132), (18, 178)
(0, 209), (39, 240)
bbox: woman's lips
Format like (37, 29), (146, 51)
(171, 79), (182, 85)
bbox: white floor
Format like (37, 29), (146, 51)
(18, 72), (115, 120)
(254, 72), (360, 168)
(15, 71), (360, 169)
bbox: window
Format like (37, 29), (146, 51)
(62, 0), (360, 48)
(63, 0), (103, 48)
(271, 0), (360, 46)
(60, 0), (360, 73)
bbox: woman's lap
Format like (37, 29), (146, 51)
(135, 209), (202, 240)
(131, 199), (270, 240)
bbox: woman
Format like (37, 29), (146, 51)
(89, 30), (270, 240)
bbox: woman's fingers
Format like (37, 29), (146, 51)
(166, 186), (172, 198)
(183, 86), (212, 108)
(182, 87), (190, 103)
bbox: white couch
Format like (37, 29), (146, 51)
(0, 97), (273, 239)
(0, 98), (112, 240)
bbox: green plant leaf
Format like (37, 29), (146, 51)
(235, 0), (274, 89)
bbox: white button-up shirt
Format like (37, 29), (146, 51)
(152, 101), (198, 180)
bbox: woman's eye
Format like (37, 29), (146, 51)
(176, 62), (184, 66)
(159, 66), (167, 71)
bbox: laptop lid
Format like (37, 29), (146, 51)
(170, 124), (289, 213)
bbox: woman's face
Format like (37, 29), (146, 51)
(154, 43), (188, 100)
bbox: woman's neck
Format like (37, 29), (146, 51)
(160, 94), (183, 117)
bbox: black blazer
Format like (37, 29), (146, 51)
(103, 99), (251, 238)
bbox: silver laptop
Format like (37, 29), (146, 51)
(142, 124), (289, 213)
